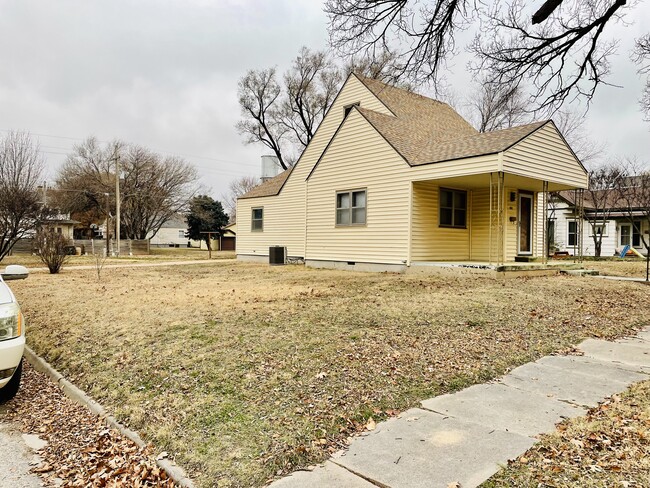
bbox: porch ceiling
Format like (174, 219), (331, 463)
(413, 173), (578, 192)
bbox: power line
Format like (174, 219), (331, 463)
(0, 128), (261, 167)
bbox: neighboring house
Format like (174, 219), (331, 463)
(550, 191), (649, 257)
(148, 214), (201, 248)
(41, 214), (78, 240)
(236, 74), (588, 272)
(221, 222), (236, 251)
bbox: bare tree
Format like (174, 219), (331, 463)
(634, 34), (650, 119)
(343, 49), (407, 85)
(468, 81), (530, 132)
(120, 145), (198, 239)
(236, 68), (291, 170)
(615, 159), (650, 281)
(222, 175), (259, 223)
(56, 138), (198, 240)
(554, 110), (605, 167)
(326, 0), (643, 112)
(584, 165), (624, 257)
(281, 47), (342, 149)
(0, 131), (45, 261)
(34, 229), (70, 274)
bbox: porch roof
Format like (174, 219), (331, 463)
(413, 172), (578, 192)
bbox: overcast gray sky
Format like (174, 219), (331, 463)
(0, 0), (647, 199)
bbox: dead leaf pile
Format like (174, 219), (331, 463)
(485, 380), (650, 487)
(3, 363), (176, 487)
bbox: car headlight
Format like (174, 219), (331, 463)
(0, 303), (22, 342)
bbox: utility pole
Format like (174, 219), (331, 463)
(113, 146), (121, 257)
(105, 192), (110, 257)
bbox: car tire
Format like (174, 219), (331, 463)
(0, 358), (22, 404)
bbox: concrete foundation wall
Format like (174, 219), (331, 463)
(305, 259), (407, 274)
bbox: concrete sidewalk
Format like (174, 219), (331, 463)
(271, 329), (650, 488)
(0, 420), (44, 488)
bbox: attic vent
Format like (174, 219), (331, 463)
(343, 102), (360, 117)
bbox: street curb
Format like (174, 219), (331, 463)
(23, 346), (195, 488)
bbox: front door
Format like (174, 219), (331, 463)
(620, 223), (631, 247)
(518, 193), (533, 255)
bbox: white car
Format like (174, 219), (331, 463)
(0, 265), (29, 403)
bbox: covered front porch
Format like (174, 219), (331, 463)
(409, 172), (585, 266)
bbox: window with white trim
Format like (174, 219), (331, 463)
(589, 223), (608, 237)
(178, 230), (185, 239)
(567, 221), (578, 246)
(251, 207), (263, 232)
(439, 188), (467, 228)
(336, 190), (366, 226)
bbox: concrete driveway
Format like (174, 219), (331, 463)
(0, 412), (43, 488)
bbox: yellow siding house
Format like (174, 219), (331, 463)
(237, 74), (588, 272)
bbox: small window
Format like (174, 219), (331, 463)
(568, 221), (578, 246)
(178, 230), (185, 239)
(336, 190), (366, 226)
(439, 188), (467, 228)
(251, 208), (263, 232)
(589, 223), (608, 237)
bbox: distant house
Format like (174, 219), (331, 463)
(148, 215), (200, 248)
(236, 73), (588, 272)
(550, 190), (648, 257)
(40, 214), (78, 240)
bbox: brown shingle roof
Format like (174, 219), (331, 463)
(239, 167), (293, 199)
(355, 75), (478, 145)
(357, 107), (547, 165)
(353, 75), (549, 166)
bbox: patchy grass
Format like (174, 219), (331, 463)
(9, 263), (650, 487)
(483, 380), (650, 488)
(583, 259), (649, 278)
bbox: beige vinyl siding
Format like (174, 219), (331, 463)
(306, 110), (410, 264)
(502, 124), (588, 188)
(469, 188), (491, 262)
(236, 75), (393, 257)
(410, 155), (498, 180)
(411, 182), (470, 261)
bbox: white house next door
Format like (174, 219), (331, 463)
(518, 193), (533, 255)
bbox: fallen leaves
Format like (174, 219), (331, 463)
(9, 263), (650, 487)
(2, 363), (176, 487)
(486, 380), (650, 487)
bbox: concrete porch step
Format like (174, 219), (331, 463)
(560, 269), (599, 276)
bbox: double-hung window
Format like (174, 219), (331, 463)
(439, 188), (467, 228)
(251, 208), (263, 232)
(567, 221), (578, 246)
(336, 190), (366, 226)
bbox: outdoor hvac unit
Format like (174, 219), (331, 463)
(269, 246), (286, 266)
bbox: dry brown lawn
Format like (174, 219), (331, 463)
(583, 259), (649, 278)
(8, 262), (650, 487)
(1, 249), (234, 268)
(483, 380), (650, 487)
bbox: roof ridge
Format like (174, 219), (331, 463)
(354, 74), (449, 108)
